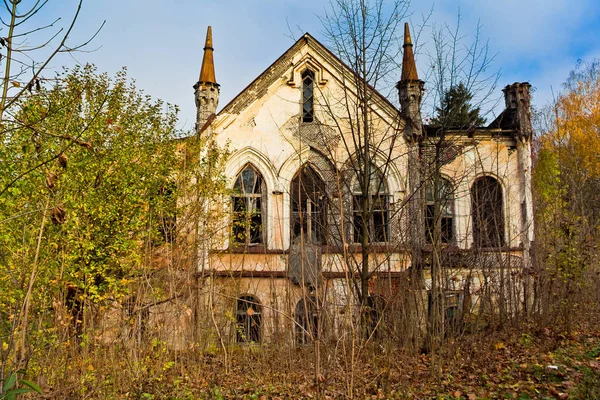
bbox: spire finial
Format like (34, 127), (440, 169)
(403, 22), (412, 46)
(401, 22), (419, 81)
(199, 26), (217, 84)
(205, 26), (213, 50)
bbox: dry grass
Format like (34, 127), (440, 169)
(24, 311), (600, 399)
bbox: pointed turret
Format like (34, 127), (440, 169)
(396, 23), (424, 142)
(397, 23), (426, 271)
(199, 26), (217, 84)
(194, 26), (219, 136)
(401, 22), (419, 82)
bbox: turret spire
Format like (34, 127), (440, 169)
(401, 23), (419, 82)
(396, 21), (424, 141)
(199, 26), (217, 84)
(195, 26), (219, 136)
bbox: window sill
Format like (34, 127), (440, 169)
(472, 246), (524, 252)
(212, 243), (411, 255)
(211, 244), (524, 256)
(215, 245), (285, 254)
(421, 244), (524, 253)
(334, 243), (408, 253)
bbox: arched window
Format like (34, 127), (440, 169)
(295, 296), (319, 344)
(302, 69), (315, 123)
(232, 164), (266, 245)
(353, 169), (390, 243)
(291, 165), (327, 244)
(471, 176), (505, 248)
(425, 177), (454, 243)
(235, 295), (261, 343)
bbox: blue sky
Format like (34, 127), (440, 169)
(12, 0), (600, 131)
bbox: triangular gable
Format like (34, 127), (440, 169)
(217, 33), (400, 122)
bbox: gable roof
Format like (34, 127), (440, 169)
(218, 33), (400, 120)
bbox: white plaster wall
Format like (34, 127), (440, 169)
(209, 39), (530, 259)
(213, 40), (407, 252)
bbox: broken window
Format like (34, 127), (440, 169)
(291, 165), (327, 244)
(425, 177), (454, 244)
(471, 176), (505, 248)
(232, 164), (266, 245)
(235, 295), (261, 343)
(353, 169), (390, 243)
(302, 69), (315, 122)
(295, 296), (319, 344)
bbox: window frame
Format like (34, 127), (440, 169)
(425, 177), (455, 244)
(352, 169), (390, 244)
(301, 69), (315, 123)
(295, 296), (319, 345)
(471, 175), (505, 248)
(231, 164), (267, 246)
(290, 165), (327, 245)
(235, 295), (262, 343)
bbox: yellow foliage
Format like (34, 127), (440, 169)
(542, 61), (600, 180)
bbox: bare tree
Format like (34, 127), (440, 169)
(418, 13), (502, 369)
(0, 0), (103, 192)
(319, 0), (409, 320)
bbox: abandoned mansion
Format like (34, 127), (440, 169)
(183, 24), (534, 346)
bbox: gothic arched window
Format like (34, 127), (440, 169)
(471, 176), (505, 248)
(295, 296), (319, 344)
(232, 164), (266, 245)
(291, 165), (327, 244)
(425, 177), (454, 244)
(302, 69), (315, 123)
(353, 169), (390, 243)
(235, 295), (261, 343)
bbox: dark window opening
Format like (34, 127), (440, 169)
(65, 284), (84, 337)
(425, 178), (454, 244)
(158, 182), (177, 243)
(149, 182), (177, 245)
(236, 295), (261, 343)
(291, 165), (327, 244)
(365, 295), (387, 338)
(428, 291), (464, 335)
(232, 165), (266, 245)
(302, 70), (315, 123)
(472, 176), (505, 248)
(353, 170), (390, 243)
(295, 296), (319, 344)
